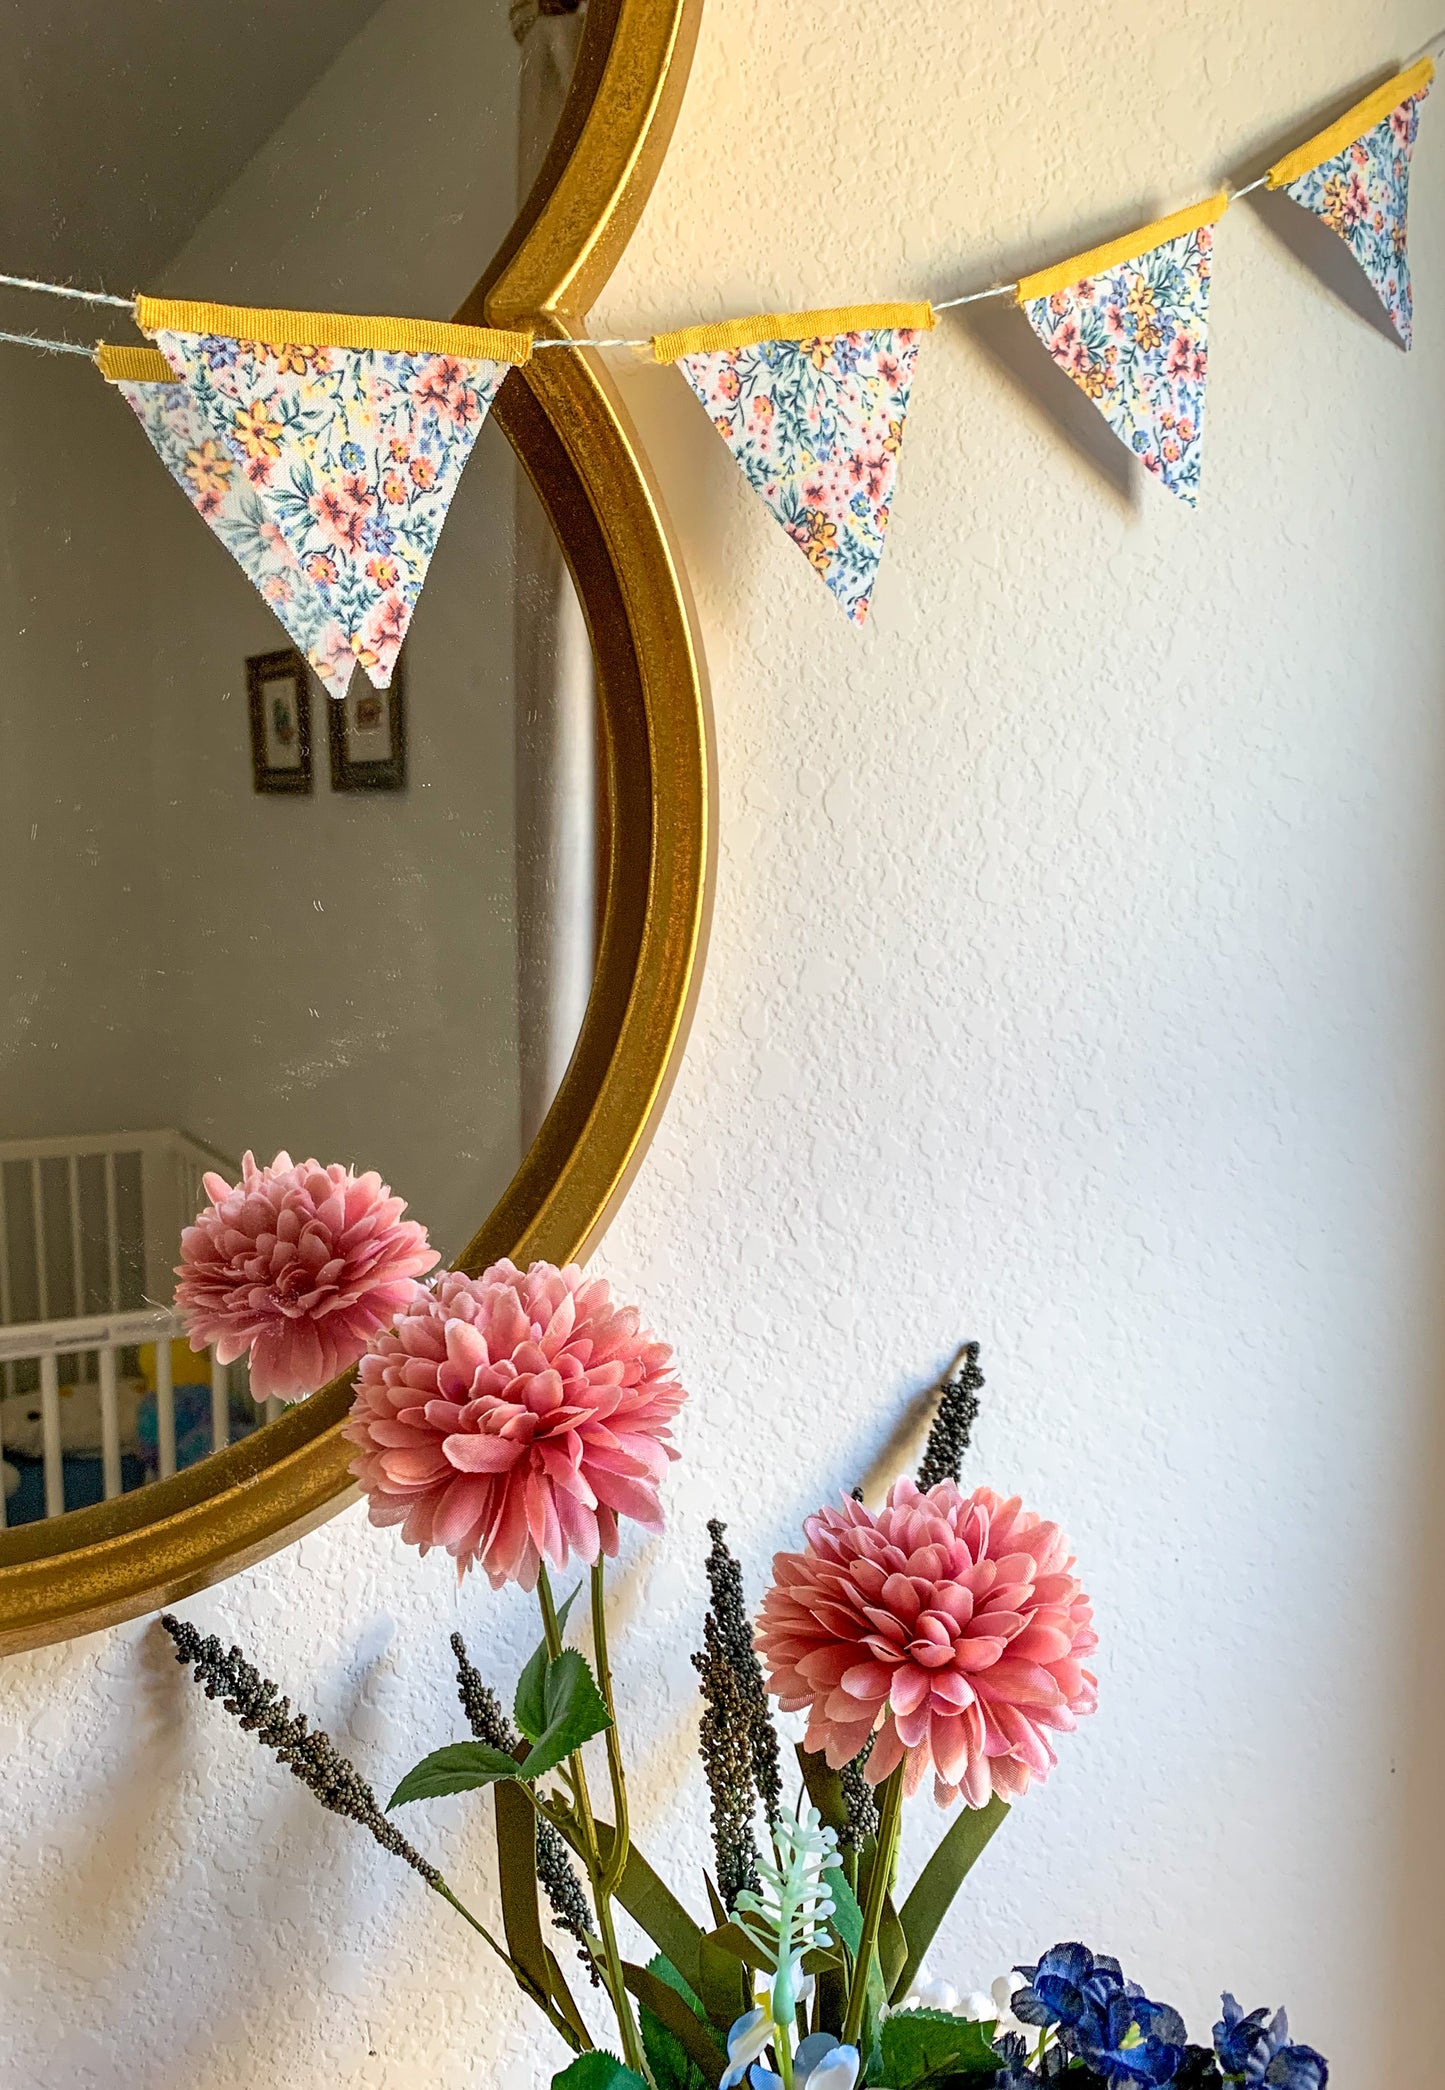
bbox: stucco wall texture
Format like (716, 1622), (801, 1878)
(3, 4), (1444, 2086)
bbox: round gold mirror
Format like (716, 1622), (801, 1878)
(0, 0), (711, 1653)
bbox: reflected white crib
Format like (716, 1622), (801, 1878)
(0, 1130), (277, 1529)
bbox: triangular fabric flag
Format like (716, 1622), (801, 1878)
(1016, 192), (1228, 508)
(133, 297), (528, 697)
(1267, 56), (1434, 347)
(100, 343), (353, 688)
(655, 303), (935, 626)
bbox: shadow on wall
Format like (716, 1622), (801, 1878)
(1387, 1151), (1445, 2080)
(1248, 191), (1404, 347)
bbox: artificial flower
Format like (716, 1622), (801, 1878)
(755, 1478), (1097, 1805)
(790, 2037), (861, 2090)
(175, 1151), (437, 1402)
(732, 1807), (837, 2026)
(899, 1957), (961, 2014)
(958, 1969), (1029, 2038)
(1076, 1991), (1190, 2085)
(720, 2008), (774, 2090)
(344, 1261), (686, 1588)
(1214, 1995), (1329, 2088)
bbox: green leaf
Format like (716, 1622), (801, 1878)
(545, 1947), (594, 2050)
(519, 1649), (613, 1781)
(551, 2054), (648, 2090)
(823, 1865), (863, 1957)
(879, 1893), (908, 1998)
(494, 1777), (554, 2005)
(894, 1795), (1009, 2003)
(703, 1919), (770, 1975)
(627, 1957), (725, 2089)
(387, 1741), (519, 1808)
(516, 1582), (583, 1742)
(878, 2009), (999, 2088)
(697, 1929), (750, 2031)
(796, 1742), (849, 1836)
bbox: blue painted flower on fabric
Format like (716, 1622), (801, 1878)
(339, 440), (366, 473)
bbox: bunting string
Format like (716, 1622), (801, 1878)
(0, 38), (1440, 643)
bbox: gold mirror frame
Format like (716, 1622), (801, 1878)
(0, 0), (712, 1656)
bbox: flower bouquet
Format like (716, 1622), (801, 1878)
(163, 1155), (1329, 2090)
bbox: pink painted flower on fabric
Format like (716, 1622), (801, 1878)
(174, 1151), (438, 1404)
(755, 1478), (1097, 1808)
(343, 1262), (687, 1589)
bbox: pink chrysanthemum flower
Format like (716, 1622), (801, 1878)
(343, 1261), (687, 1589)
(175, 1151), (438, 1404)
(755, 1478), (1097, 1808)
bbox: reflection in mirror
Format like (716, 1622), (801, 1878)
(0, 0), (597, 1529)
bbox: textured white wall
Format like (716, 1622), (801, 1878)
(3, 2), (1444, 2086)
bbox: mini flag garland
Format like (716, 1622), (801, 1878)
(105, 301), (529, 698)
(654, 303), (934, 626)
(1017, 193), (1226, 507)
(100, 342), (355, 685)
(1266, 57), (1434, 347)
(25, 41), (1428, 651)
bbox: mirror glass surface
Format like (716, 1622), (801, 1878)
(0, 0), (597, 1529)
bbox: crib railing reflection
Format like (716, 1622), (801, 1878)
(0, 1306), (282, 1530)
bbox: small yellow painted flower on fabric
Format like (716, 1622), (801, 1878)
(234, 398), (284, 460)
(183, 439), (234, 495)
(802, 510), (837, 571)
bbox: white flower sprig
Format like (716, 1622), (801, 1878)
(732, 1803), (840, 2030)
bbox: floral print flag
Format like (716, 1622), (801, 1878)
(1016, 193), (1228, 507)
(103, 348), (353, 686)
(130, 298), (527, 697)
(1267, 57), (1434, 348)
(655, 304), (935, 626)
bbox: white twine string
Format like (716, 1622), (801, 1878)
(933, 282), (1018, 313)
(0, 270), (132, 308)
(0, 326), (94, 356)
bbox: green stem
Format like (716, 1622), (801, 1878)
(775, 2025), (795, 2090)
(590, 1560), (632, 1895)
(431, 1876), (586, 2053)
(539, 1564), (651, 2084)
(841, 1766), (905, 2048)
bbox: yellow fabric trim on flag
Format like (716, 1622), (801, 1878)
(652, 303), (936, 364)
(95, 342), (178, 383)
(1016, 192), (1231, 304)
(1267, 56), (1435, 188)
(134, 295), (533, 365)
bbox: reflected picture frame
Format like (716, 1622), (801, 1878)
(328, 664), (406, 792)
(246, 648), (313, 795)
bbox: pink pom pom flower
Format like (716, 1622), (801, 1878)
(755, 1478), (1097, 1808)
(174, 1151), (439, 1404)
(343, 1261), (687, 1589)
